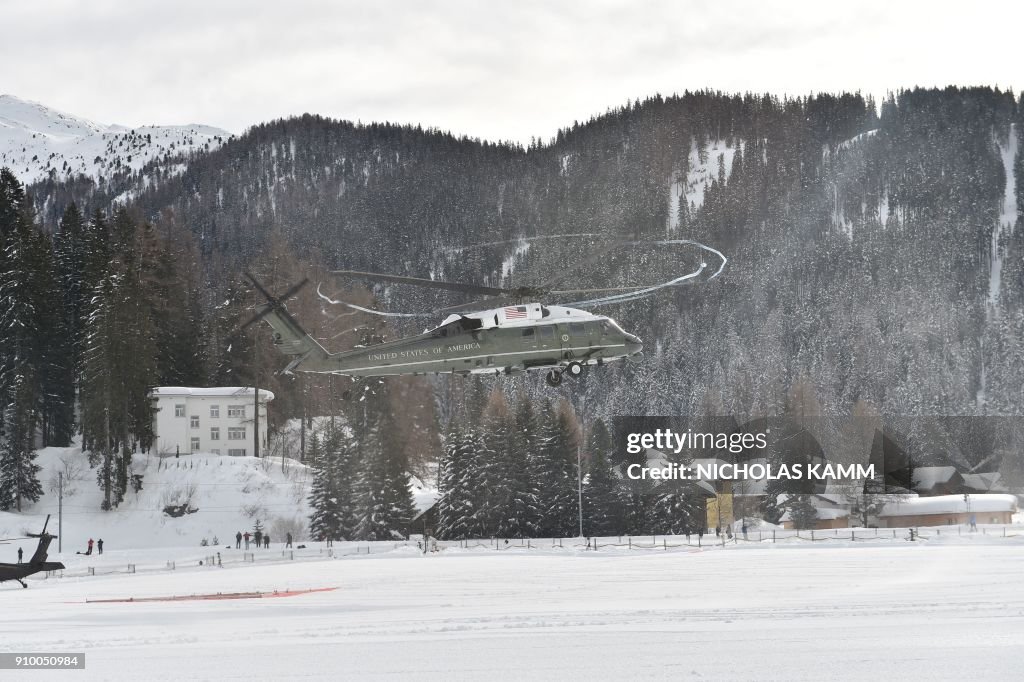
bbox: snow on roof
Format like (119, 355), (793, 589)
(913, 466), (958, 489)
(880, 493), (1018, 517)
(151, 386), (275, 401)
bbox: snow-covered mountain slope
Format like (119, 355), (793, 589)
(0, 94), (232, 184)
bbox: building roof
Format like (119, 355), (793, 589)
(879, 493), (1018, 517)
(151, 386), (275, 401)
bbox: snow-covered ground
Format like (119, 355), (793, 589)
(3, 537), (1023, 680)
(0, 94), (230, 184)
(0, 447), (313, 553)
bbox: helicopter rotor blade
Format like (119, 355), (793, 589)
(238, 274), (310, 331)
(331, 270), (515, 298)
(533, 240), (625, 292)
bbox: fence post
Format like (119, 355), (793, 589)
(88, 567), (95, 576)
(811, 530), (815, 542)
(772, 530), (776, 543)
(528, 539), (531, 550)
(628, 537), (632, 549)
(851, 531), (854, 541)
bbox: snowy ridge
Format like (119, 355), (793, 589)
(678, 138), (741, 217)
(0, 94), (232, 184)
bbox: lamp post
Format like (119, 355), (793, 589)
(577, 444), (584, 538)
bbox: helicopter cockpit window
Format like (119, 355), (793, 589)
(603, 319), (625, 335)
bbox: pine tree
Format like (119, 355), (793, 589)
(789, 494), (819, 530)
(582, 419), (622, 536)
(436, 422), (479, 540)
(308, 434), (341, 541)
(79, 210), (160, 509)
(0, 181), (60, 504)
(0, 368), (43, 510)
(533, 400), (580, 537)
(352, 384), (416, 540)
(500, 394), (540, 538)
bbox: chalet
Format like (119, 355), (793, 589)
(151, 387), (274, 457)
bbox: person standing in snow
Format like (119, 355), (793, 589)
(264, 533), (271, 549)
(86, 538), (94, 555)
(236, 531), (242, 549)
(17, 547), (22, 563)
(254, 529), (263, 548)
(286, 532), (292, 548)
(243, 532), (251, 549)
(97, 539), (104, 555)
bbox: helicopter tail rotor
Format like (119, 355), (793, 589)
(238, 273), (334, 373)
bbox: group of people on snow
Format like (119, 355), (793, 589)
(77, 538), (103, 555)
(234, 530), (293, 550)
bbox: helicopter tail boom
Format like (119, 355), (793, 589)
(255, 303), (334, 372)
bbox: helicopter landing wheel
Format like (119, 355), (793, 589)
(566, 361), (585, 378)
(545, 369), (563, 387)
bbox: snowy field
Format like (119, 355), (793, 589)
(4, 537), (1024, 681)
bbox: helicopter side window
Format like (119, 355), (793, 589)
(538, 326), (555, 341)
(521, 328), (535, 344)
(600, 321), (613, 336)
(569, 322), (586, 337)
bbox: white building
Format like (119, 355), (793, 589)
(151, 387), (275, 457)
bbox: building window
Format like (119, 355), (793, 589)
(190, 415), (200, 429)
(228, 448), (246, 457)
(228, 405), (245, 419)
(210, 427), (220, 441)
(228, 427), (246, 440)
(174, 404), (185, 418)
(210, 405), (220, 418)
(190, 437), (200, 452)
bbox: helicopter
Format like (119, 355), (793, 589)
(0, 515), (65, 588)
(242, 268), (645, 387)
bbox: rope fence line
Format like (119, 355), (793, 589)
(28, 525), (1024, 583)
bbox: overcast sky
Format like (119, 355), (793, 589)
(2, 0), (1021, 144)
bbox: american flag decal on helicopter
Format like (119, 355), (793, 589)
(503, 306), (528, 319)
